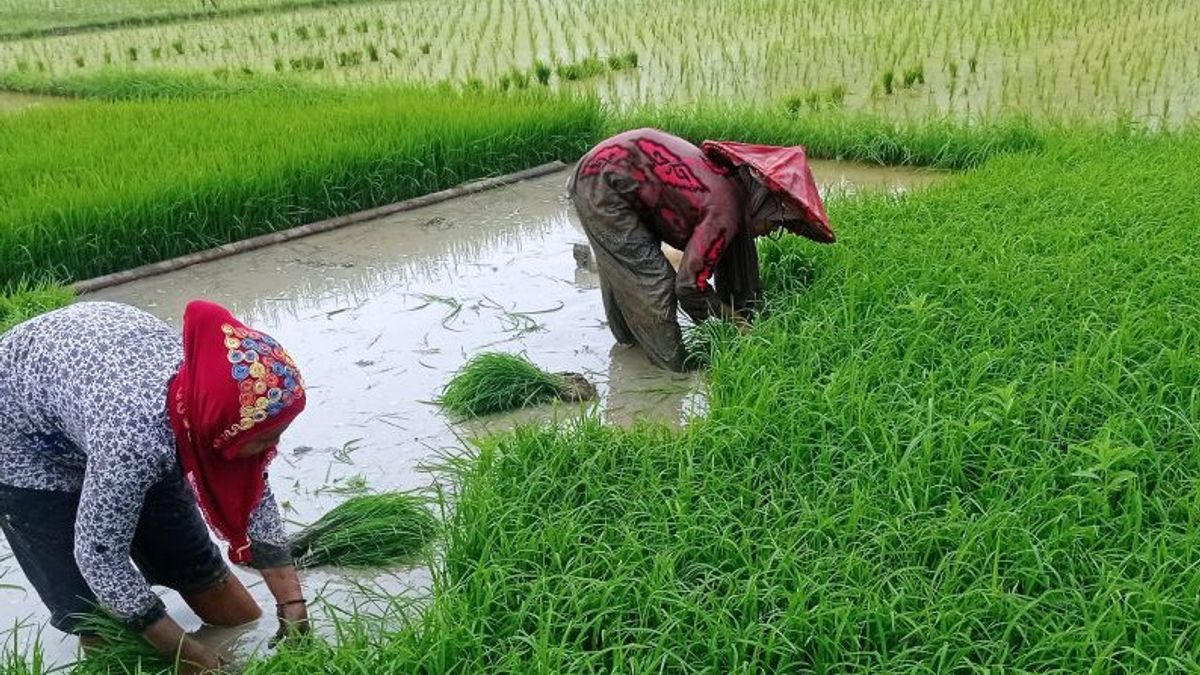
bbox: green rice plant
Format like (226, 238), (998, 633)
(234, 129), (1200, 673)
(366, 44), (379, 62)
(419, 41), (431, 54)
(290, 493), (439, 569)
(555, 56), (608, 82)
(438, 352), (574, 418)
(902, 64), (925, 88)
(170, 38), (183, 55)
(617, 105), (1042, 169)
(0, 73), (601, 289)
(882, 68), (895, 94)
(682, 318), (740, 368)
(71, 613), (173, 675)
(0, 279), (73, 334)
(336, 50), (362, 68)
(533, 59), (552, 86)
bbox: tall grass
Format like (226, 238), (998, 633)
(0, 76), (601, 289)
(230, 128), (1200, 671)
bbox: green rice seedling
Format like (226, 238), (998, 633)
(683, 318), (740, 368)
(0, 279), (71, 334)
(171, 39), (184, 55)
(290, 493), (439, 569)
(316, 25), (327, 39)
(73, 55), (84, 68)
(882, 68), (894, 94)
(533, 59), (552, 85)
(438, 352), (585, 418)
(355, 20), (368, 34)
(295, 25), (310, 40)
(150, 46), (162, 59)
(269, 29), (279, 43)
(0, 73), (601, 287)
(125, 46), (138, 61)
(419, 42), (431, 54)
(71, 613), (173, 674)
(366, 44), (379, 62)
(336, 50), (362, 67)
(902, 64), (925, 87)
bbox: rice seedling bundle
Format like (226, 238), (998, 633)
(290, 493), (439, 569)
(438, 352), (595, 418)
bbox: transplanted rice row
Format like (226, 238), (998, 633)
(3, 0), (1200, 124)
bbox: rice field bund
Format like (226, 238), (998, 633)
(4, 0), (1200, 673)
(3, 0), (1200, 124)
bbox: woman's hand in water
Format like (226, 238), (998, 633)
(271, 598), (311, 647)
(261, 565), (310, 647)
(140, 615), (225, 673)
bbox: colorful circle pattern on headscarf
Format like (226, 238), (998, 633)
(217, 322), (304, 449)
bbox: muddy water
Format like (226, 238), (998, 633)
(0, 162), (943, 667)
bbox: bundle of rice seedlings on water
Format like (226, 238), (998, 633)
(438, 352), (596, 418)
(290, 493), (439, 569)
(684, 318), (741, 368)
(72, 613), (173, 674)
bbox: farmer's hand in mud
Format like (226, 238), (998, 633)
(270, 599), (311, 648)
(141, 616), (225, 674)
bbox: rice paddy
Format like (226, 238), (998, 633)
(0, 76), (600, 289)
(3, 0), (1200, 673)
(3, 0), (1200, 124)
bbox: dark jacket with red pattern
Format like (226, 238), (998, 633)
(575, 128), (754, 322)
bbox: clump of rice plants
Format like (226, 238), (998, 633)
(533, 60), (552, 85)
(607, 51), (639, 71)
(438, 352), (594, 418)
(0, 280), (72, 334)
(882, 68), (895, 94)
(71, 613), (174, 675)
(555, 56), (607, 82)
(902, 64), (925, 88)
(290, 493), (439, 569)
(683, 318), (740, 368)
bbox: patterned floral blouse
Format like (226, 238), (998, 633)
(0, 302), (289, 626)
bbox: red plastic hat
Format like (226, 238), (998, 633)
(702, 140), (836, 243)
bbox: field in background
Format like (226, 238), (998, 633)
(3, 0), (1200, 124)
(0, 0), (372, 37)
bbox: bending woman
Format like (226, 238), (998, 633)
(570, 128), (836, 371)
(0, 300), (310, 673)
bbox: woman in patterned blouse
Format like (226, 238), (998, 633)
(0, 300), (310, 673)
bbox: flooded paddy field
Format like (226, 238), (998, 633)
(4, 0), (1200, 124)
(0, 161), (942, 666)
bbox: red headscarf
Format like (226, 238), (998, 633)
(167, 301), (307, 565)
(701, 140), (836, 244)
